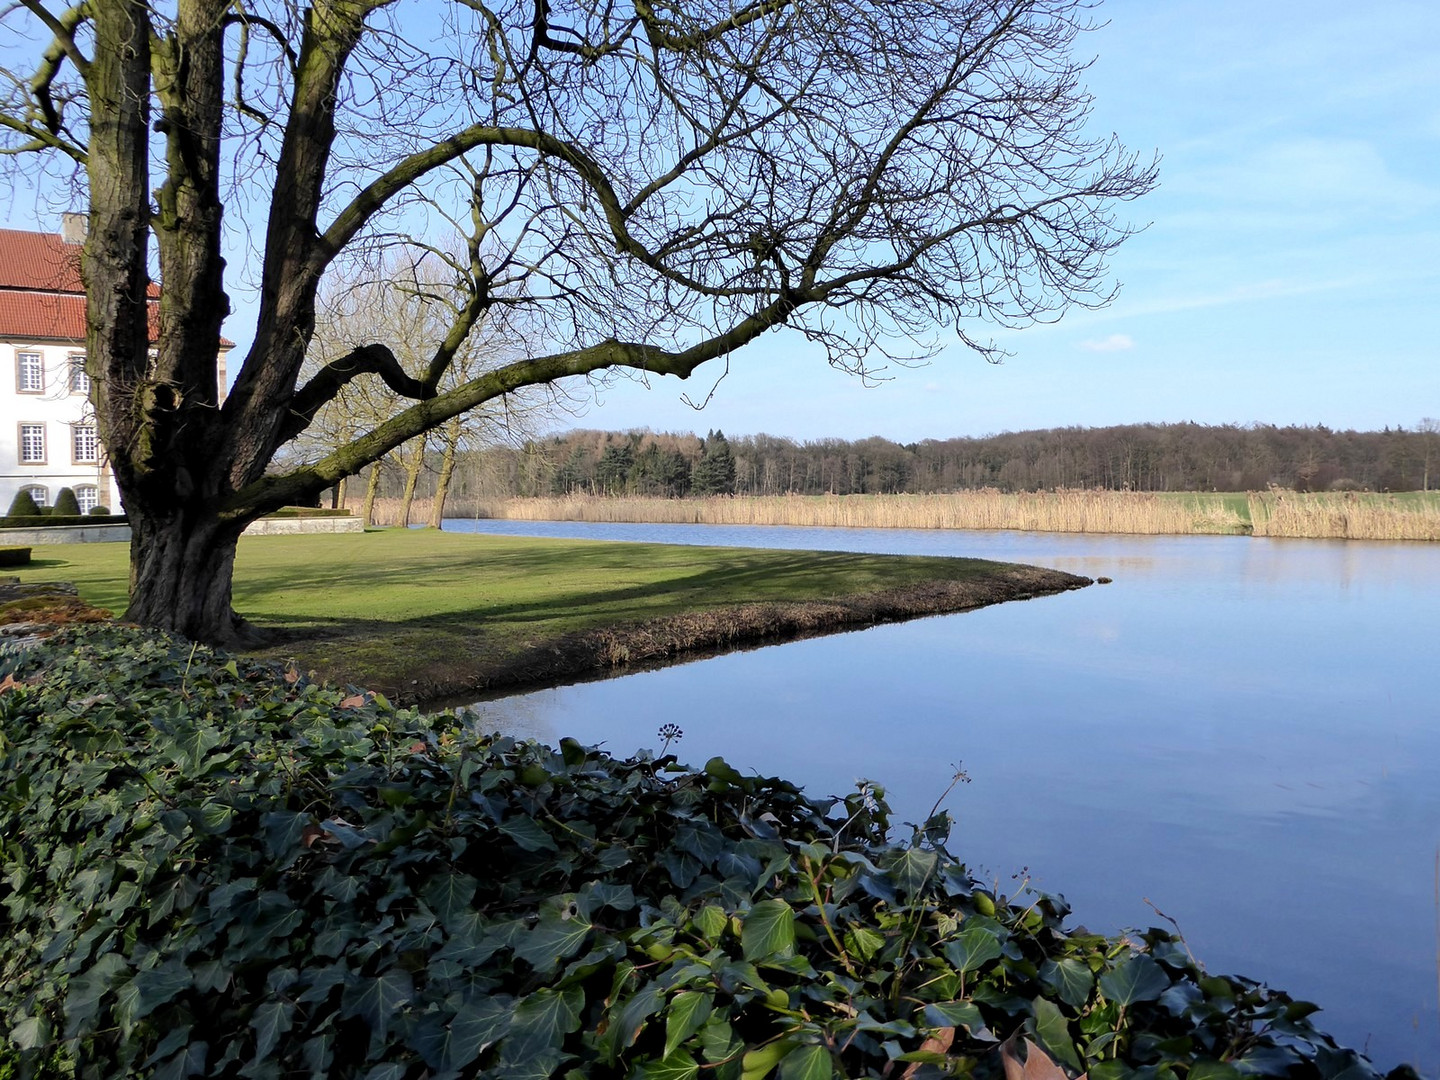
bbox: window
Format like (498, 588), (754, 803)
(17, 351), (43, 393)
(72, 424), (99, 464)
(22, 485), (47, 507)
(69, 354), (90, 394)
(75, 485), (99, 513)
(19, 423), (46, 464)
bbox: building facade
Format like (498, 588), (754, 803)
(0, 215), (228, 514)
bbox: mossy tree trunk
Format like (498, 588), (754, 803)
(429, 417), (463, 529)
(397, 436), (427, 528)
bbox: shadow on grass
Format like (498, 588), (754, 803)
(238, 545), (994, 631)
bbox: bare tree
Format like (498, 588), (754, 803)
(294, 247), (551, 527)
(0, 0), (1156, 643)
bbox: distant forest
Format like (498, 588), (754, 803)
(382, 422), (1440, 500)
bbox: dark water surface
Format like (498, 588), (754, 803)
(443, 519), (1440, 1073)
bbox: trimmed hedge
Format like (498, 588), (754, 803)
(0, 514), (127, 528)
(261, 506), (354, 519)
(0, 547), (31, 568)
(0, 629), (1414, 1080)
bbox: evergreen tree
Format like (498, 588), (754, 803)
(691, 431), (737, 496)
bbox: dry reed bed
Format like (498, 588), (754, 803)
(356, 490), (1438, 540)
(429, 490), (1246, 535)
(1246, 491), (1440, 541)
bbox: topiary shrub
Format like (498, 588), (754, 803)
(0, 546), (31, 567)
(5, 489), (40, 517)
(51, 487), (81, 516)
(88, 504), (111, 516)
(0, 628), (1412, 1080)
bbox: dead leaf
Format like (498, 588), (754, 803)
(0, 673), (24, 693)
(901, 1027), (956, 1080)
(339, 693), (367, 709)
(300, 825), (326, 849)
(1000, 1037), (1084, 1080)
(283, 667), (300, 685)
(409, 741), (428, 755)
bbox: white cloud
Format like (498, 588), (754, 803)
(1079, 334), (1135, 353)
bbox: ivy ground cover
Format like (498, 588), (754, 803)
(0, 628), (1414, 1079)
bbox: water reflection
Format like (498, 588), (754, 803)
(443, 520), (1440, 1074)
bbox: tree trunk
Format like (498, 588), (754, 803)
(362, 463), (383, 526)
(124, 510), (254, 644)
(398, 436), (427, 528)
(429, 416), (462, 529)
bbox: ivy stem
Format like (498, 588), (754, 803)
(802, 855), (856, 978)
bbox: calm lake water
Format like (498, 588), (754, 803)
(442, 519), (1440, 1074)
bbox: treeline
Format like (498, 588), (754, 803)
(363, 421), (1440, 502)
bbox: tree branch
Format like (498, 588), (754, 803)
(19, 0), (90, 78)
(280, 342), (433, 445)
(230, 285), (811, 513)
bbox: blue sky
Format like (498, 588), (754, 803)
(7, 0), (1437, 443)
(573, 0), (1440, 441)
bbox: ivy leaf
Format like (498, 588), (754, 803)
(665, 991), (714, 1058)
(699, 1016), (742, 1064)
(640, 1050), (701, 1080)
(250, 1000), (294, 1062)
(610, 983), (665, 1055)
(1030, 997), (1082, 1075)
(260, 811), (310, 858)
(498, 815), (558, 852)
(131, 959), (194, 1020)
(693, 905), (728, 941)
(741, 899), (795, 962)
(1098, 955), (1171, 1006)
(10, 1015), (50, 1051)
(423, 873), (479, 925)
(778, 1043), (834, 1080)
(339, 971), (414, 1041)
(1039, 959), (1094, 1009)
(515, 909), (593, 974)
(923, 1001), (984, 1032)
(169, 724), (222, 772)
(845, 927), (885, 962)
(493, 1048), (567, 1080)
(64, 951), (128, 1036)
(503, 987), (584, 1059)
(889, 848), (938, 895)
(412, 996), (513, 1072)
(943, 927), (1003, 975)
(741, 1039), (795, 1080)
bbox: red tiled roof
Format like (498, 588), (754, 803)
(0, 228), (85, 292)
(0, 228), (232, 348)
(0, 291), (90, 340)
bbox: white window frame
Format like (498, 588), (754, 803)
(21, 484), (47, 507)
(71, 423), (99, 464)
(69, 353), (90, 395)
(16, 351), (43, 394)
(75, 484), (99, 513)
(18, 423), (46, 464)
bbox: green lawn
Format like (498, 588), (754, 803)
(20, 528), (1025, 699)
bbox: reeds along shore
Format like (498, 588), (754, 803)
(355, 488), (1440, 541)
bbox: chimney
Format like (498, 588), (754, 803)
(60, 212), (87, 244)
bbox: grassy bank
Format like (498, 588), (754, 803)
(19, 529), (1088, 702)
(397, 489), (1440, 540)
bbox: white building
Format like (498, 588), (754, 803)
(0, 215), (228, 515)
